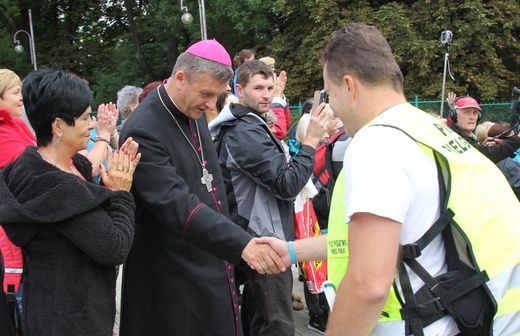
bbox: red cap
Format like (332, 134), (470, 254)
(454, 96), (481, 111)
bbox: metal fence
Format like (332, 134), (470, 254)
(289, 98), (518, 126)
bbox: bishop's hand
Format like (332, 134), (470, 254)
(242, 238), (288, 274)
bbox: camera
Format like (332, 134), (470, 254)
(441, 30), (453, 45)
(496, 86), (520, 139)
(311, 89), (329, 113)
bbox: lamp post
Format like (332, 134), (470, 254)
(13, 9), (37, 70)
(180, 0), (207, 40)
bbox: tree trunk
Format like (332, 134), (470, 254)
(165, 31), (179, 73)
(123, 0), (152, 76)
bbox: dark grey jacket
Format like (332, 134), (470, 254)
(210, 103), (316, 241)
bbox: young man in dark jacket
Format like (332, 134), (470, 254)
(209, 60), (328, 336)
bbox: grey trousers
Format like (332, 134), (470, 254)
(242, 267), (294, 336)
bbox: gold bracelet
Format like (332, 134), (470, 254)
(94, 136), (110, 145)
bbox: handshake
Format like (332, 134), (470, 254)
(241, 237), (295, 275)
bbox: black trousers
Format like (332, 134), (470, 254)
(303, 281), (329, 317)
(241, 267), (294, 336)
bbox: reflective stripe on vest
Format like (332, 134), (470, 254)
(327, 103), (520, 334)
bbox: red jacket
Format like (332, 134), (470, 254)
(271, 97), (291, 140)
(0, 107), (36, 293)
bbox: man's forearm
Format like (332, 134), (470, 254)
(326, 274), (389, 335)
(293, 234), (328, 262)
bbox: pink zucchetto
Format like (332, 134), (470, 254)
(185, 39), (232, 67)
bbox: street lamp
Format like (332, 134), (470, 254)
(180, 0), (207, 40)
(13, 9), (37, 70)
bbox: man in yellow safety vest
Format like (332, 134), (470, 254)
(258, 22), (520, 336)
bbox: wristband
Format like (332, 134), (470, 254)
(288, 241), (297, 264)
(110, 132), (118, 140)
(94, 136), (110, 145)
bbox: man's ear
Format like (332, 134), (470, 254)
(174, 70), (187, 88)
(344, 75), (356, 100)
(236, 84), (244, 99)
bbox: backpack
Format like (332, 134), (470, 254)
(311, 129), (346, 229)
(398, 151), (495, 336)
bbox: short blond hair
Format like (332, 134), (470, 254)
(0, 69), (22, 98)
(475, 121), (495, 144)
(295, 114), (311, 143)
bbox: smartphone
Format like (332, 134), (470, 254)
(319, 90), (329, 104)
(311, 89), (328, 113)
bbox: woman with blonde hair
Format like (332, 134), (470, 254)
(0, 69), (36, 166)
(0, 69), (37, 334)
(475, 121), (495, 145)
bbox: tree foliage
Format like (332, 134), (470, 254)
(0, 0), (519, 105)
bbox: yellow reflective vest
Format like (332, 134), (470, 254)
(327, 103), (520, 335)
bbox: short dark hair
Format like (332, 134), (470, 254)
(22, 69), (93, 146)
(216, 91), (228, 113)
(301, 98), (314, 115)
(488, 122), (513, 138)
(236, 60), (273, 88)
(321, 22), (403, 93)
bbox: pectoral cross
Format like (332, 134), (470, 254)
(201, 167), (213, 192)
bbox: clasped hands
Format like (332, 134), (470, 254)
(241, 237), (292, 275)
(92, 102), (118, 138)
(100, 137), (142, 192)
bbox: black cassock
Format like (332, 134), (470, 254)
(119, 85), (251, 336)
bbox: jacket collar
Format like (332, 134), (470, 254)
(0, 108), (14, 125)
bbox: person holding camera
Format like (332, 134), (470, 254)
(448, 94), (520, 163)
(209, 60), (328, 336)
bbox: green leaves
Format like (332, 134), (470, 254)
(0, 0), (519, 105)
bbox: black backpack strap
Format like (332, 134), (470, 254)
(401, 208), (454, 260)
(398, 149), (451, 331)
(6, 284), (22, 336)
(398, 263), (425, 336)
(398, 149), (494, 334)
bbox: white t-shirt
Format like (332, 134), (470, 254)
(343, 123), (458, 335)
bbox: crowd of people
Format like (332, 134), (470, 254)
(1, 21), (520, 336)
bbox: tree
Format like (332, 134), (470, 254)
(1, 0), (519, 106)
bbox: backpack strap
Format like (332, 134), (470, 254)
(314, 129), (346, 185)
(398, 263), (425, 336)
(397, 150), (450, 332)
(6, 284), (23, 336)
(397, 150), (492, 333)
